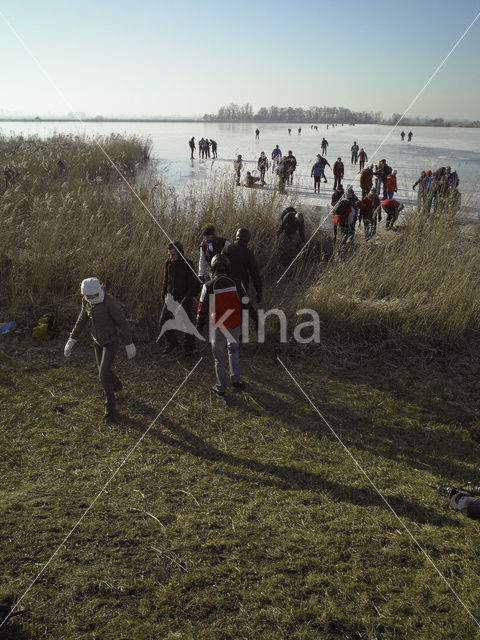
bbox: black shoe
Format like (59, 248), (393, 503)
(163, 343), (178, 355)
(104, 407), (118, 423)
(232, 381), (246, 392)
(113, 381), (123, 393)
(211, 387), (226, 399)
(438, 485), (456, 498)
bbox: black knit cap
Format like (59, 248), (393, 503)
(202, 224), (215, 236)
(168, 241), (184, 254)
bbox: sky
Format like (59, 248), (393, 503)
(0, 0), (479, 120)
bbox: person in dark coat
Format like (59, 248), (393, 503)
(210, 139), (217, 158)
(189, 137), (195, 159)
(159, 241), (200, 355)
(225, 227), (263, 303)
(284, 150), (297, 185)
(277, 207), (305, 266)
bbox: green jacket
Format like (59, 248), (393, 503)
(70, 293), (132, 346)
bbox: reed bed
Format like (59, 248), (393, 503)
(1, 133), (478, 348)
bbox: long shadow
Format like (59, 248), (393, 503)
(1, 620), (32, 639)
(216, 361), (480, 485)
(120, 403), (460, 528)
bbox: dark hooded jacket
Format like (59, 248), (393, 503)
(163, 251), (200, 303)
(225, 240), (262, 300)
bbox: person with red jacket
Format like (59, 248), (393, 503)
(196, 253), (255, 399)
(359, 188), (381, 240)
(333, 157), (344, 190)
(360, 164), (374, 198)
(386, 170), (398, 199)
(382, 198), (404, 230)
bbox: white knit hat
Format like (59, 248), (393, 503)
(81, 277), (101, 295)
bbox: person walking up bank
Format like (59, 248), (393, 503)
(159, 241), (200, 356)
(225, 227), (263, 304)
(64, 278), (136, 422)
(198, 224), (231, 281)
(196, 254), (254, 400)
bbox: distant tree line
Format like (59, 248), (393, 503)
(203, 103), (383, 124)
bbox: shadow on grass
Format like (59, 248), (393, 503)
(120, 401), (459, 528)
(0, 621), (32, 639)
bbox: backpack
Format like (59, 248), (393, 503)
(32, 312), (58, 341)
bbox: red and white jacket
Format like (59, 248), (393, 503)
(196, 274), (250, 331)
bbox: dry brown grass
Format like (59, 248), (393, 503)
(1, 133), (478, 349)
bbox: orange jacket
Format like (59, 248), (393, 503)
(386, 173), (397, 192)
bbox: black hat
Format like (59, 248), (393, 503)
(168, 241), (183, 254)
(235, 227), (251, 242)
(202, 224), (215, 236)
(211, 253), (230, 273)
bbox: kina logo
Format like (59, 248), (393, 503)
(157, 294), (205, 342)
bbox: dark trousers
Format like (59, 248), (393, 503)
(450, 491), (480, 520)
(94, 342), (121, 410)
(159, 298), (195, 352)
(359, 159), (365, 170)
(313, 176), (321, 192)
(384, 206), (397, 229)
(333, 175), (342, 190)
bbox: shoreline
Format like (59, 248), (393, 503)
(1, 118), (479, 128)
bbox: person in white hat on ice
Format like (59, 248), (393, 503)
(64, 277), (136, 421)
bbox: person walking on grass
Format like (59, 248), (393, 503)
(358, 148), (368, 171)
(333, 157), (344, 190)
(64, 277), (136, 422)
(196, 253), (254, 400)
(198, 224), (231, 282)
(386, 170), (397, 199)
(189, 137), (195, 159)
(257, 151), (269, 184)
(382, 198), (404, 230)
(159, 241), (200, 356)
(234, 154), (243, 185)
(225, 227), (263, 304)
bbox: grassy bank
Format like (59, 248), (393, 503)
(2, 135), (480, 638)
(1, 338), (480, 639)
(1, 134), (479, 350)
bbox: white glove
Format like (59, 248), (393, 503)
(64, 338), (77, 358)
(125, 343), (136, 359)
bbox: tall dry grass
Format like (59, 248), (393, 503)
(1, 133), (479, 348)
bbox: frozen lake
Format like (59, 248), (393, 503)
(1, 120), (479, 218)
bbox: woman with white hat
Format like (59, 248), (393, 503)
(64, 277), (136, 421)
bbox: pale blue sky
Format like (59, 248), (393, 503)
(0, 0), (479, 119)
